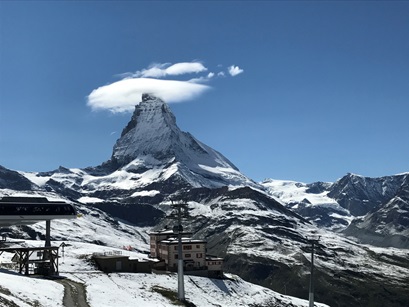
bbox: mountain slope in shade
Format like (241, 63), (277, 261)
(327, 173), (407, 216)
(0, 165), (36, 191)
(343, 174), (409, 247)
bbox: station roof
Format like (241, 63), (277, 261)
(0, 196), (76, 226)
(160, 237), (206, 244)
(149, 229), (193, 236)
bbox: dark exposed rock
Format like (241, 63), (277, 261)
(328, 173), (406, 216)
(305, 181), (331, 194)
(88, 201), (165, 227)
(0, 165), (34, 190)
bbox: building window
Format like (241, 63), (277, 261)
(175, 254), (178, 259)
(183, 245), (192, 250)
(185, 254), (191, 258)
(197, 253), (202, 258)
(196, 245), (200, 248)
(174, 246), (177, 250)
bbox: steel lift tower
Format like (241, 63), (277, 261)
(168, 201), (189, 302)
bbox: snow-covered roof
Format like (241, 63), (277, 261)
(149, 228), (193, 235)
(160, 237), (206, 244)
(205, 255), (223, 261)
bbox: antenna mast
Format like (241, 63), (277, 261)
(308, 236), (320, 307)
(169, 201), (189, 302)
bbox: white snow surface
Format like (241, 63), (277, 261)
(261, 179), (336, 206)
(18, 157), (259, 199)
(0, 240), (328, 307)
(77, 196), (105, 203)
(261, 179), (354, 227)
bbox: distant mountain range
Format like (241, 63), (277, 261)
(1, 94), (408, 307)
(262, 172), (409, 249)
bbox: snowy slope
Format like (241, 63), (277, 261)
(261, 174), (409, 243)
(0, 243), (328, 307)
(261, 179), (353, 230)
(0, 240), (329, 307)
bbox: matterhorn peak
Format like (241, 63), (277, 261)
(111, 94), (236, 168)
(142, 93), (161, 102)
(118, 93), (176, 138)
(106, 94), (255, 188)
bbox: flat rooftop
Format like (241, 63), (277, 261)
(0, 196), (76, 226)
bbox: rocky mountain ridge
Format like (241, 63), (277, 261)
(262, 172), (409, 249)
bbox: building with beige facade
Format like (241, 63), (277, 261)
(149, 229), (223, 277)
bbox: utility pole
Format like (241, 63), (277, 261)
(45, 220), (51, 247)
(169, 201), (189, 302)
(308, 236), (320, 307)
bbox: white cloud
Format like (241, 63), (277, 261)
(165, 62), (207, 76)
(87, 61), (242, 113)
(228, 65), (244, 77)
(134, 62), (207, 78)
(87, 78), (210, 113)
(188, 72), (215, 84)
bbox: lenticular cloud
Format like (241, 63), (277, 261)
(87, 61), (243, 113)
(87, 78), (210, 113)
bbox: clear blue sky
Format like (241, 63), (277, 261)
(1, 1), (408, 183)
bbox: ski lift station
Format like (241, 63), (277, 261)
(0, 196), (76, 276)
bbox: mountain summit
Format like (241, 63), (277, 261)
(108, 94), (253, 188)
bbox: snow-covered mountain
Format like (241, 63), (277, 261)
(112, 94), (237, 172)
(91, 93), (257, 190)
(1, 94), (409, 307)
(11, 94), (257, 205)
(261, 179), (352, 230)
(262, 173), (409, 248)
(328, 172), (408, 216)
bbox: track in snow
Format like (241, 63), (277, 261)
(56, 279), (89, 307)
